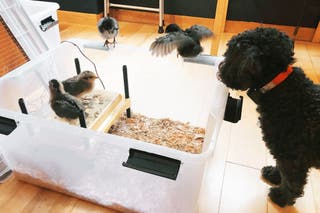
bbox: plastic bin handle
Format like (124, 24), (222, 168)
(39, 16), (58, 32)
(223, 93), (243, 123)
(122, 148), (181, 180)
(0, 116), (17, 135)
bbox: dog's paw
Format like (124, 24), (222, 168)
(268, 187), (295, 207)
(261, 166), (281, 185)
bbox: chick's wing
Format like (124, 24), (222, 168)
(149, 32), (190, 56)
(188, 25), (213, 40)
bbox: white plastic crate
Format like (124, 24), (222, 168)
(0, 0), (60, 58)
(0, 42), (228, 212)
(21, 0), (60, 50)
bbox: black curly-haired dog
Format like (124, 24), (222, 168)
(218, 27), (320, 207)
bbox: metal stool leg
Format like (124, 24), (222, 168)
(106, 0), (164, 33)
(105, 0), (110, 17)
(158, 0), (164, 33)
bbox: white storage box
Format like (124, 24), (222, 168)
(22, 0), (60, 49)
(0, 42), (228, 212)
(0, 0), (60, 58)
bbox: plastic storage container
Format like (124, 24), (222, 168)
(0, 42), (228, 212)
(0, 0), (60, 58)
(21, 0), (60, 50)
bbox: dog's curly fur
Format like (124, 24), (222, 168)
(218, 27), (320, 207)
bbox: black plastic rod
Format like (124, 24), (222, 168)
(122, 65), (131, 118)
(18, 98), (28, 114)
(74, 58), (81, 75)
(79, 110), (87, 128)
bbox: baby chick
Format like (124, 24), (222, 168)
(97, 15), (119, 48)
(149, 23), (213, 57)
(49, 79), (84, 120)
(62, 71), (98, 97)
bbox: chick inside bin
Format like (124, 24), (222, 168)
(49, 70), (118, 127)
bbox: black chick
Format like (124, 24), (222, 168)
(62, 71), (98, 97)
(149, 23), (214, 57)
(97, 15), (119, 48)
(49, 79), (84, 120)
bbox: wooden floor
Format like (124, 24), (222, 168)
(1, 21), (320, 213)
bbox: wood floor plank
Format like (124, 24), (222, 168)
(306, 43), (320, 57)
(294, 42), (310, 59)
(311, 56), (320, 69)
(0, 177), (22, 205)
(70, 199), (118, 213)
(0, 181), (40, 213)
(310, 169), (320, 212)
(49, 195), (77, 213)
(21, 188), (64, 213)
(302, 68), (320, 84)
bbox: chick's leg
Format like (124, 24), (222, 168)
(112, 37), (117, 47)
(104, 40), (110, 48)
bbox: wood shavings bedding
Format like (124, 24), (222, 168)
(53, 91), (205, 153)
(108, 113), (205, 154)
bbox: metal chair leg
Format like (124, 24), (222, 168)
(158, 0), (164, 33)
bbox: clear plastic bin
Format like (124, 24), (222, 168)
(0, 42), (228, 212)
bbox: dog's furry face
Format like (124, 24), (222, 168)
(218, 27), (295, 90)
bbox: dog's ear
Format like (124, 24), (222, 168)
(272, 30), (296, 68)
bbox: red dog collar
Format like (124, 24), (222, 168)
(260, 66), (293, 93)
